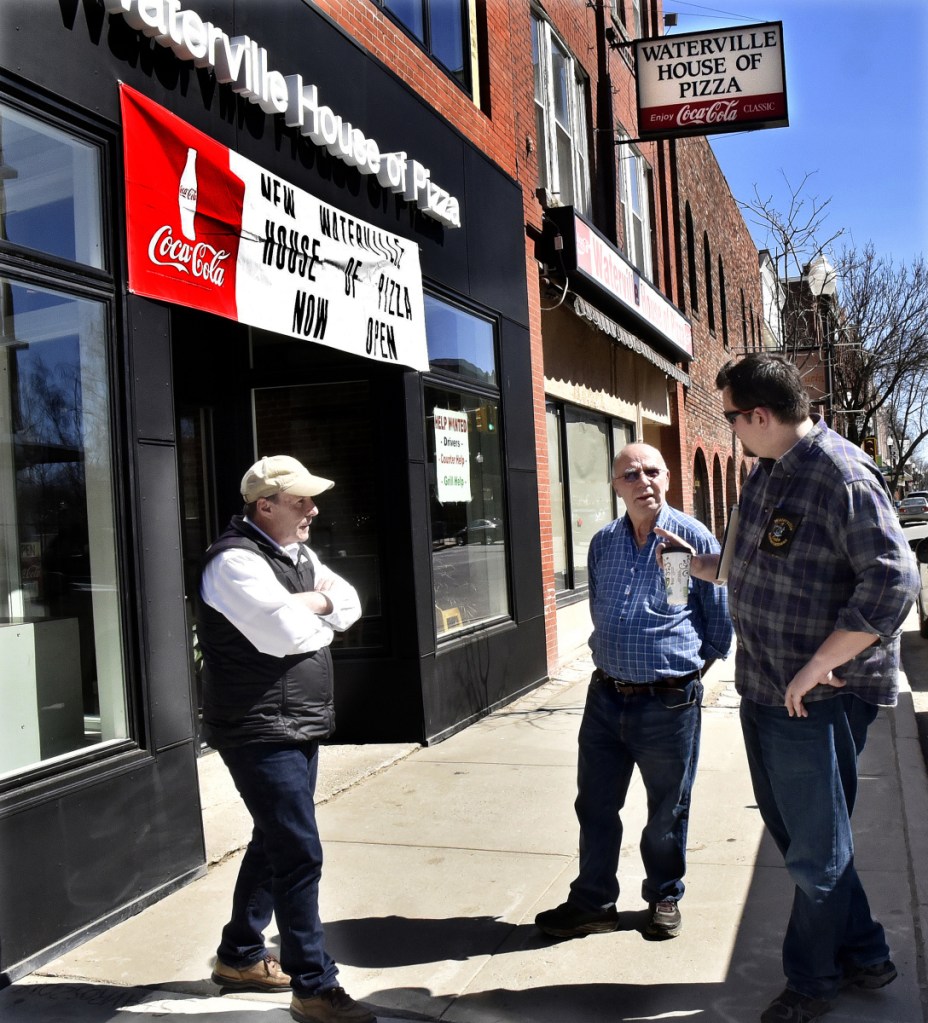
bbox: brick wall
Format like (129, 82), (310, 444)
(672, 136), (762, 533)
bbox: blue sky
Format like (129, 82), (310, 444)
(664, 0), (928, 266)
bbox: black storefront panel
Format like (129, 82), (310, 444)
(137, 443), (197, 751)
(128, 298), (174, 444)
(0, 744), (204, 978)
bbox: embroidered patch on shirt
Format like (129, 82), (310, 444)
(759, 509), (803, 557)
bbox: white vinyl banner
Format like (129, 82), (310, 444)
(230, 151), (428, 369)
(121, 84), (429, 371)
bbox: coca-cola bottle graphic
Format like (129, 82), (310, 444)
(178, 147), (198, 241)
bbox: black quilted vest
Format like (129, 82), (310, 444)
(197, 516), (335, 748)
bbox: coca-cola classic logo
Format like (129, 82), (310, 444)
(676, 99), (740, 127)
(148, 226), (231, 286)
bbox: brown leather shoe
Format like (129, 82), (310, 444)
(211, 953), (291, 991)
(290, 987), (376, 1023)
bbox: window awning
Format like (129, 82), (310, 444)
(572, 296), (691, 386)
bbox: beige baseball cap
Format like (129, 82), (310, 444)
(241, 455), (334, 502)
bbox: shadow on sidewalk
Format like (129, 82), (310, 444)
(325, 911), (655, 970)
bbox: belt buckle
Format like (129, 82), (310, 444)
(613, 677), (647, 693)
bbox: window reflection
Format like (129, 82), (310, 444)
(425, 294), (496, 386)
(380, 0), (470, 90)
(426, 387), (509, 635)
(0, 102), (103, 269)
(0, 280), (126, 776)
(547, 400), (635, 594)
(564, 410), (609, 588)
(253, 381), (383, 649)
(546, 403), (568, 591)
(384, 0), (424, 37)
(430, 0), (466, 81)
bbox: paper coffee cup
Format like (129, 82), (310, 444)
(662, 545), (692, 605)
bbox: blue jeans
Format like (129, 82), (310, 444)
(740, 695), (889, 1000)
(569, 675), (702, 910)
(216, 741), (339, 997)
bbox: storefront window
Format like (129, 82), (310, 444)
(0, 101), (104, 269)
(424, 294), (496, 387)
(0, 279), (127, 777)
(564, 409), (610, 588)
(426, 386), (508, 635)
(547, 400), (634, 594)
(425, 296), (507, 636)
(546, 403), (568, 591)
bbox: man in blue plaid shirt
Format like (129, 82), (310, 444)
(535, 442), (732, 942)
(673, 355), (918, 1023)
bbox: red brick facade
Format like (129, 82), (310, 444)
(670, 137), (761, 528)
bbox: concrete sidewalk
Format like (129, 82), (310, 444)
(3, 614), (928, 1023)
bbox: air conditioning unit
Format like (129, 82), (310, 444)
(535, 187), (563, 209)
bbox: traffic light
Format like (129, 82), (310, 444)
(862, 437), (876, 460)
(474, 405), (497, 432)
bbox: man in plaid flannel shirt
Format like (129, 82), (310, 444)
(666, 354), (917, 1023)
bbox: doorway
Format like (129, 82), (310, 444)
(171, 307), (401, 740)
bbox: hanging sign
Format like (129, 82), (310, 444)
(120, 84), (429, 371)
(434, 408), (472, 503)
(634, 22), (787, 140)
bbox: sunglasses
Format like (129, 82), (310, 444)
(722, 408), (756, 425)
(615, 467), (663, 484)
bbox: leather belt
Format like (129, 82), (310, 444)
(593, 667), (701, 691)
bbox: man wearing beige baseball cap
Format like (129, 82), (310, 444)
(197, 456), (373, 1023)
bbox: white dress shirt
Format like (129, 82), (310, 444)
(200, 523), (362, 657)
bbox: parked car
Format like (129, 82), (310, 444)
(455, 518), (500, 545)
(913, 537), (928, 639)
(899, 494), (928, 524)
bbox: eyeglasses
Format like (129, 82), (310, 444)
(722, 408), (756, 425)
(614, 467), (664, 484)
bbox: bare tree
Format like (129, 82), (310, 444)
(741, 171), (844, 325)
(884, 362), (928, 493)
(831, 246), (928, 492)
(738, 174), (928, 494)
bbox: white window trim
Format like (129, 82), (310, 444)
(532, 13), (591, 215)
(610, 0), (641, 39)
(616, 133), (653, 278)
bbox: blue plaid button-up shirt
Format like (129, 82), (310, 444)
(729, 418), (919, 707)
(588, 505), (732, 682)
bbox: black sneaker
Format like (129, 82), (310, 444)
(841, 958), (897, 990)
(644, 900), (682, 939)
(760, 988), (831, 1023)
(534, 901), (618, 938)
